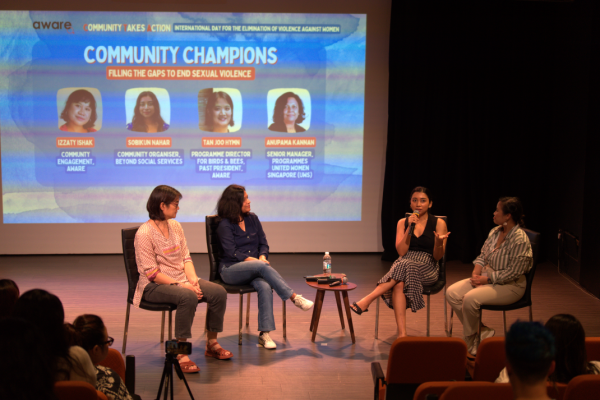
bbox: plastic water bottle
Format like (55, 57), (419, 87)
(323, 252), (332, 275)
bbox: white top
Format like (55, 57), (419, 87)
(55, 345), (97, 387)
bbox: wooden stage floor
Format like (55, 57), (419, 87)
(2, 253), (600, 400)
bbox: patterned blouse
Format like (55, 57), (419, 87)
(133, 219), (192, 307)
(473, 225), (533, 285)
(96, 365), (133, 400)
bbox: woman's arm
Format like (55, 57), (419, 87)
(395, 218), (411, 256)
(254, 214), (270, 259)
(432, 218), (450, 261)
(488, 233), (532, 284)
(216, 219), (248, 264)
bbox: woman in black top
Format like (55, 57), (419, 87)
(351, 187), (449, 337)
(215, 184), (314, 349)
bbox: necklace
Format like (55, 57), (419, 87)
(153, 220), (168, 238)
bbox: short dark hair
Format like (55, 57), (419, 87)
(60, 89), (98, 130)
(146, 185), (182, 221)
(272, 92), (305, 125)
(499, 196), (525, 227)
(216, 184), (246, 223)
(131, 91), (167, 133)
(410, 186), (432, 202)
(506, 321), (555, 384)
(0, 279), (19, 319)
(206, 91), (235, 130)
(70, 314), (106, 351)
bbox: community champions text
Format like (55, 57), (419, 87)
(84, 46), (278, 65)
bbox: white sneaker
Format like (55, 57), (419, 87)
(259, 332), (276, 349)
(293, 294), (314, 311)
(465, 333), (477, 356)
(470, 326), (495, 356)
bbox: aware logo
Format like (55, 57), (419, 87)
(33, 21), (74, 33)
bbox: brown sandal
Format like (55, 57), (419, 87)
(176, 355), (200, 373)
(205, 341), (233, 360)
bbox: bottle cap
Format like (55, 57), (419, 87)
(325, 252), (329, 255)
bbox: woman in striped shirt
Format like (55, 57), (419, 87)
(446, 197), (533, 356)
(134, 185), (232, 373)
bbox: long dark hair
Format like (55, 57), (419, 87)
(499, 196), (525, 227)
(205, 91), (235, 131)
(0, 317), (57, 400)
(60, 89), (97, 130)
(12, 289), (76, 381)
(545, 314), (599, 383)
(272, 91), (305, 125)
(146, 185), (182, 221)
(131, 91), (167, 132)
(216, 184), (246, 223)
(69, 314), (106, 352)
(0, 279), (19, 319)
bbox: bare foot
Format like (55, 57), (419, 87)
(397, 333), (408, 339)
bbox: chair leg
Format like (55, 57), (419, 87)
(246, 293), (251, 327)
(122, 303), (131, 354)
(427, 295), (431, 337)
(529, 305), (533, 322)
(283, 300), (287, 339)
(448, 308), (454, 337)
(444, 286), (449, 337)
(503, 311), (507, 335)
(168, 310), (173, 340)
(160, 311), (165, 343)
(478, 311), (483, 344)
(204, 311), (208, 334)
(375, 297), (380, 339)
(239, 294), (243, 345)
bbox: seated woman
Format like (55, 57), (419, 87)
(12, 289), (97, 385)
(127, 91), (169, 133)
(134, 185), (232, 373)
(59, 89), (98, 133)
(215, 184), (314, 349)
(496, 314), (600, 383)
(204, 91), (235, 133)
(350, 186), (449, 338)
(0, 279), (19, 319)
(69, 314), (133, 400)
(268, 92), (307, 133)
(446, 197), (533, 356)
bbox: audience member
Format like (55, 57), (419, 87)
(0, 317), (57, 400)
(12, 289), (96, 385)
(0, 278), (19, 319)
(504, 321), (555, 400)
(69, 314), (133, 400)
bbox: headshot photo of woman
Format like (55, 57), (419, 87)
(268, 91), (308, 133)
(58, 89), (99, 133)
(205, 91), (235, 133)
(126, 90), (169, 133)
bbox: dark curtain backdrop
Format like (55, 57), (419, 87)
(382, 0), (600, 298)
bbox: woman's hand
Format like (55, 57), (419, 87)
(182, 282), (203, 300)
(434, 231), (451, 241)
(407, 213), (420, 228)
(259, 255), (270, 265)
(470, 275), (488, 286)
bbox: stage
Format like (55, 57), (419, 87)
(3, 253), (600, 399)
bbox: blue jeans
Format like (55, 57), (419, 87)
(220, 260), (294, 332)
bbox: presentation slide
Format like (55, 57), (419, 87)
(0, 10), (366, 223)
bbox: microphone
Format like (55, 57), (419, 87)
(408, 210), (420, 236)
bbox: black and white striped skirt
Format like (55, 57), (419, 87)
(377, 250), (439, 312)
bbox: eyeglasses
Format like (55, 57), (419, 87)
(101, 337), (114, 347)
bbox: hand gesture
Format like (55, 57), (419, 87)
(434, 231), (451, 241)
(469, 275), (487, 287)
(259, 255), (270, 265)
(183, 282), (203, 300)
